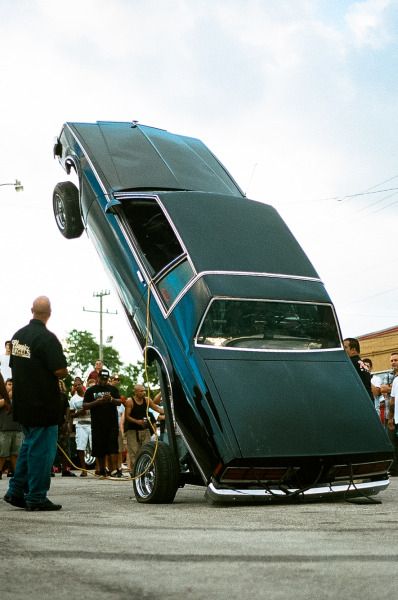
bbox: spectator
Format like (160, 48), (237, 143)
(82, 368), (121, 477)
(153, 391), (166, 441)
(70, 376), (85, 396)
(0, 378), (23, 479)
(362, 358), (382, 416)
(109, 374), (126, 477)
(381, 353), (398, 425)
(388, 372), (398, 476)
(124, 384), (163, 476)
(4, 296), (68, 511)
(87, 359), (104, 385)
(0, 340), (12, 380)
(55, 379), (76, 477)
(343, 337), (373, 402)
(380, 384), (390, 426)
(69, 378), (91, 477)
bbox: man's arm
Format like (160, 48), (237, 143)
(388, 395), (395, 431)
(148, 398), (164, 414)
(54, 367), (68, 379)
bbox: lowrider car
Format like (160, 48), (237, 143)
(52, 121), (393, 503)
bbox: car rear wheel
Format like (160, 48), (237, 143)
(53, 181), (84, 239)
(133, 441), (179, 503)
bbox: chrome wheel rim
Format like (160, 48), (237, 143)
(54, 194), (66, 230)
(135, 453), (155, 498)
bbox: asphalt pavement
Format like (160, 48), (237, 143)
(1, 472), (397, 600)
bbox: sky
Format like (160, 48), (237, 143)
(1, 0), (398, 368)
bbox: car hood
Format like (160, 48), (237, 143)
(203, 354), (392, 458)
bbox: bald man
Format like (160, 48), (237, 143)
(4, 296), (68, 511)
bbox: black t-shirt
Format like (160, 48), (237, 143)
(350, 355), (373, 402)
(83, 383), (120, 429)
(124, 397), (149, 432)
(10, 319), (67, 427)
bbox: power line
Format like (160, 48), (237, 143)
(336, 185), (398, 202)
(335, 173), (398, 202)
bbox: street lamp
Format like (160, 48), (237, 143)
(0, 179), (23, 192)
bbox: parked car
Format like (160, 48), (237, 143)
(52, 120), (393, 503)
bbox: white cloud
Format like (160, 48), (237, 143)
(346, 0), (395, 47)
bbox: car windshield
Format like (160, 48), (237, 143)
(196, 299), (341, 351)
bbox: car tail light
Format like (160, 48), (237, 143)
(220, 466), (288, 483)
(330, 460), (392, 481)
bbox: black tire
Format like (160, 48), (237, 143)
(133, 441), (180, 503)
(53, 181), (84, 239)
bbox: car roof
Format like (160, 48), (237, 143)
(65, 121), (243, 197)
(157, 191), (319, 278)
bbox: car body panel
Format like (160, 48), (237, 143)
(201, 352), (391, 457)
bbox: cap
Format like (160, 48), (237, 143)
(99, 369), (110, 378)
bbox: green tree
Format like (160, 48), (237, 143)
(119, 360), (159, 397)
(65, 329), (122, 378)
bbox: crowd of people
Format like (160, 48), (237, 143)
(0, 296), (397, 511)
(343, 337), (398, 474)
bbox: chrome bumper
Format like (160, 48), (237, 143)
(206, 477), (390, 502)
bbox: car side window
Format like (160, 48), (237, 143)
(121, 197), (184, 276)
(119, 196), (195, 309)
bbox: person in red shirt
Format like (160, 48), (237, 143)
(86, 360), (103, 384)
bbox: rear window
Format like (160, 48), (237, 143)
(196, 299), (341, 351)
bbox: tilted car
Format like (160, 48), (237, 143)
(53, 121), (393, 503)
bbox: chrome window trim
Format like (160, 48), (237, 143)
(194, 297), (343, 352)
(165, 270), (323, 316)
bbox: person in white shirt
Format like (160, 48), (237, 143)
(363, 358), (382, 417)
(69, 378), (91, 477)
(0, 341), (12, 380)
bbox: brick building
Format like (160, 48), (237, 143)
(357, 325), (398, 372)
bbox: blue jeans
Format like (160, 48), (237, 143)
(8, 425), (58, 505)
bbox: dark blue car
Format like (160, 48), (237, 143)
(53, 121), (393, 503)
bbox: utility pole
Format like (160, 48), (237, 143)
(83, 290), (118, 361)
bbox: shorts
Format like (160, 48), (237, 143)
(75, 423), (92, 452)
(91, 422), (119, 458)
(0, 430), (23, 457)
(125, 429), (151, 468)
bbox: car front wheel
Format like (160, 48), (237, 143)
(53, 181), (84, 239)
(133, 441), (180, 503)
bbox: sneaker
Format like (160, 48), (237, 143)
(26, 499), (62, 511)
(110, 469), (123, 478)
(4, 493), (27, 508)
(61, 471), (77, 477)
